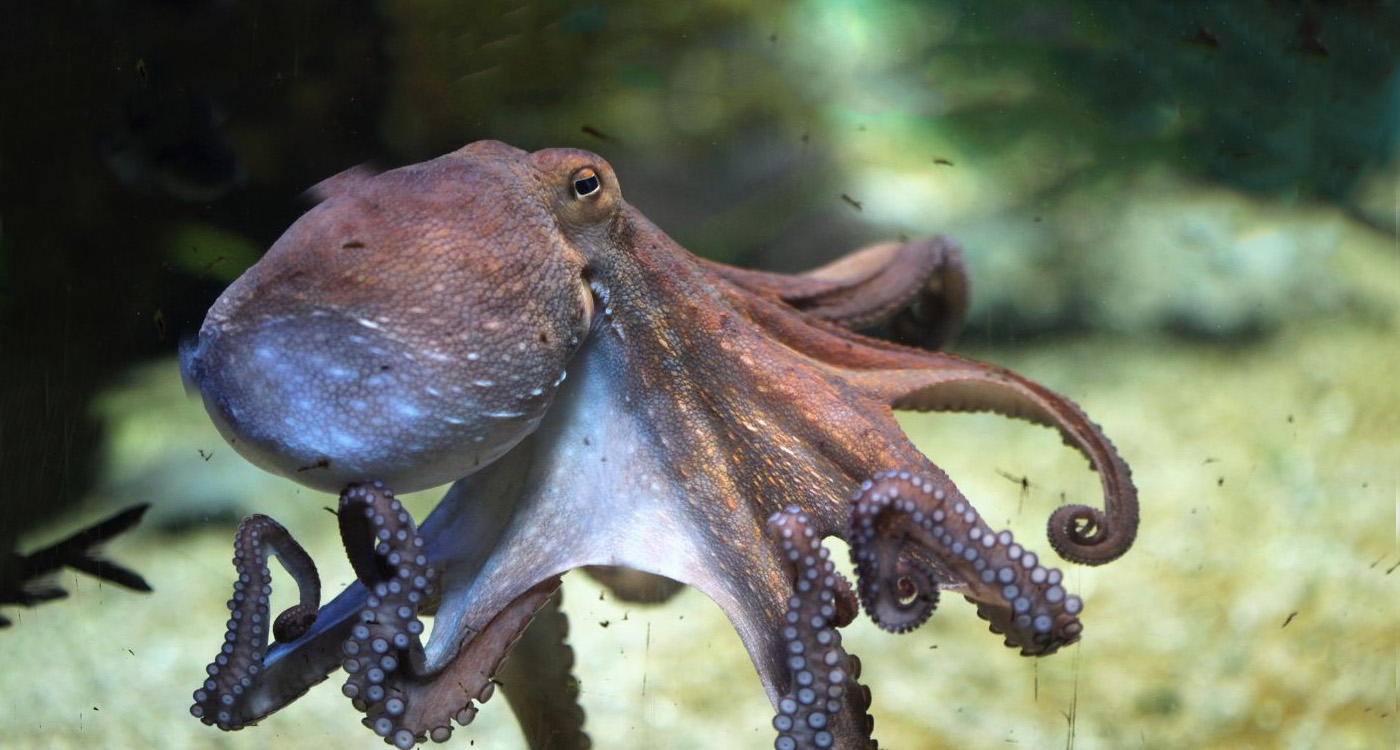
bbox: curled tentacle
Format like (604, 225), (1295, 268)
(1047, 502), (1118, 565)
(338, 482), (560, 749)
(855, 551), (941, 635)
(878, 364), (1137, 567)
(849, 470), (1083, 656)
(191, 514), (324, 728)
(767, 506), (876, 750)
(725, 277), (1138, 567)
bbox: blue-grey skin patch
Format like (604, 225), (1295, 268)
(181, 312), (542, 494)
(181, 143), (594, 494)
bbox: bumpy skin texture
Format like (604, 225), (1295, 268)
(181, 146), (593, 494)
(183, 141), (1138, 748)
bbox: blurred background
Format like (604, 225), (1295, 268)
(1, 1), (1395, 748)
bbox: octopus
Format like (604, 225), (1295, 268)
(180, 141), (1137, 748)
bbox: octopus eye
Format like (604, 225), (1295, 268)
(572, 168), (601, 198)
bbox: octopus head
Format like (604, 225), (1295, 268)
(181, 141), (603, 492)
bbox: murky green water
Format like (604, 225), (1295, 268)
(2, 2), (1395, 749)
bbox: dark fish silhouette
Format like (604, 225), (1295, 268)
(0, 504), (152, 627)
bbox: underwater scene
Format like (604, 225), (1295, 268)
(1, 2), (1395, 749)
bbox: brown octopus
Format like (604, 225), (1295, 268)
(180, 141), (1137, 748)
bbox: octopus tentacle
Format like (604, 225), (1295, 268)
(704, 236), (968, 349)
(337, 482), (562, 749)
(879, 365), (1136, 567)
(849, 470), (1083, 656)
(191, 514), (324, 728)
(337, 483), (440, 748)
(767, 507), (875, 750)
(726, 285), (1138, 566)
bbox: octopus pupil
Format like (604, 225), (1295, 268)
(573, 173), (601, 197)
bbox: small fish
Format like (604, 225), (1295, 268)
(1296, 17), (1328, 58)
(996, 468), (1033, 513)
(196, 255), (226, 280)
(580, 125), (616, 143)
(840, 193), (863, 211)
(1188, 26), (1221, 50)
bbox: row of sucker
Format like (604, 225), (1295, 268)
(848, 470), (1084, 656)
(337, 482), (472, 749)
(767, 507), (876, 750)
(191, 514), (323, 728)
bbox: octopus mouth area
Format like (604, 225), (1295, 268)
(180, 314), (524, 493)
